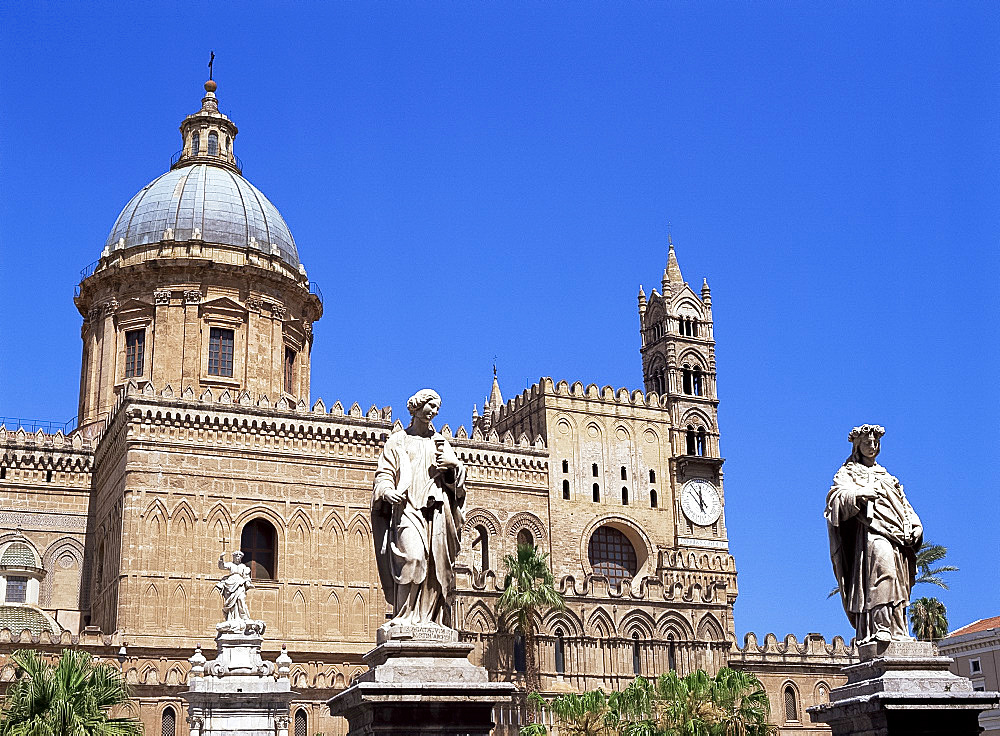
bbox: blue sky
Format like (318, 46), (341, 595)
(1, 3), (997, 644)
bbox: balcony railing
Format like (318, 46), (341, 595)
(309, 281), (323, 304)
(0, 416), (78, 434)
(170, 150), (244, 173)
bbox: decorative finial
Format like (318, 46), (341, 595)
(667, 221), (673, 246)
(205, 52), (218, 93)
(493, 362), (497, 379)
(208, 51), (215, 81)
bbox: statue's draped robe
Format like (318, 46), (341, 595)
(217, 563), (252, 621)
(372, 429), (466, 627)
(825, 461), (922, 642)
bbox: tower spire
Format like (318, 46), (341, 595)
(666, 240), (684, 286)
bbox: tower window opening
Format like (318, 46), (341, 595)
(632, 633), (641, 675)
(562, 479), (570, 500)
(562, 459), (569, 473)
(682, 365), (692, 394)
(621, 487), (629, 505)
(125, 329), (145, 378)
(592, 483), (600, 502)
(686, 426), (696, 455)
(208, 131), (219, 156)
(472, 525), (489, 572)
(697, 427), (707, 457)
(5, 576), (28, 604)
(692, 367), (703, 396)
(555, 628), (566, 674)
(650, 489), (657, 508)
(240, 518), (277, 579)
(284, 346), (296, 394)
(784, 686), (799, 722)
(191, 132), (200, 155)
(667, 634), (677, 671)
(591, 463), (599, 477)
(46, 470), (53, 483)
(692, 319), (699, 337)
(513, 631), (526, 672)
(658, 370), (666, 394)
(294, 710), (307, 736)
(208, 327), (235, 377)
(648, 469), (655, 483)
(516, 528), (534, 549)
(620, 466), (627, 480)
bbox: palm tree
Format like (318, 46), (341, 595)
(497, 543), (566, 692)
(0, 649), (142, 736)
(529, 689), (608, 736)
(828, 540), (958, 598)
(651, 669), (774, 736)
(909, 597), (949, 642)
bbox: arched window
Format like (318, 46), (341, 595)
(587, 526), (637, 587)
(241, 519), (277, 579)
(562, 459), (569, 473)
(592, 483), (600, 502)
(472, 525), (489, 572)
(692, 368), (702, 396)
(224, 135), (230, 155)
(650, 489), (658, 508)
(554, 628), (565, 674)
(667, 634), (677, 671)
(682, 365), (692, 394)
(632, 633), (641, 675)
(513, 631), (526, 672)
(620, 466), (628, 480)
(592, 463), (599, 477)
(692, 319), (699, 337)
(696, 427), (707, 457)
(208, 131), (219, 156)
(784, 685), (799, 722)
(294, 710), (307, 736)
(161, 707), (176, 736)
(621, 487), (629, 505)
(562, 479), (570, 500)
(516, 528), (534, 549)
(648, 469), (656, 483)
(686, 426), (696, 455)
(191, 132), (200, 155)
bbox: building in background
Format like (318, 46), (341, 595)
(939, 616), (1000, 735)
(0, 77), (853, 735)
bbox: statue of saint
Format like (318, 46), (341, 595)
(825, 425), (923, 644)
(372, 389), (467, 634)
(215, 550), (253, 630)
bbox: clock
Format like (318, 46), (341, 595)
(680, 479), (722, 526)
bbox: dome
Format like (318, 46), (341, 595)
(104, 164), (300, 268)
(0, 542), (40, 569)
(0, 605), (61, 636)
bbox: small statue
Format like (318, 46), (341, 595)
(372, 389), (467, 635)
(215, 550), (253, 631)
(825, 425), (923, 644)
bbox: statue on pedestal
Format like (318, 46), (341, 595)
(825, 424), (923, 644)
(372, 389), (467, 639)
(214, 550), (253, 632)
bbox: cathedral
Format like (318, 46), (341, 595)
(0, 78), (854, 735)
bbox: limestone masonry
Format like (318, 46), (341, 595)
(0, 78), (854, 735)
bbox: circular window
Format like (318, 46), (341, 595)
(588, 526), (638, 586)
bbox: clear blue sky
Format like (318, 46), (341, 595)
(2, 3), (997, 644)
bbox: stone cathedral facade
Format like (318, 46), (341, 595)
(0, 80), (854, 735)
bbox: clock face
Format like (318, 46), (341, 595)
(680, 479), (722, 526)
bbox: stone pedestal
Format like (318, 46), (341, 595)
(808, 640), (1000, 736)
(183, 624), (295, 736)
(328, 634), (516, 736)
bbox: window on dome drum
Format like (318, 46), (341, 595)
(125, 329), (145, 378)
(592, 463), (599, 477)
(284, 347), (296, 394)
(784, 686), (798, 721)
(208, 327), (235, 377)
(513, 631), (526, 672)
(224, 136), (230, 155)
(588, 526), (637, 587)
(649, 489), (657, 508)
(686, 426), (696, 455)
(555, 628), (566, 674)
(632, 633), (641, 674)
(562, 459), (569, 473)
(648, 469), (656, 483)
(208, 131), (219, 156)
(294, 710), (307, 736)
(516, 528), (533, 549)
(191, 132), (200, 155)
(621, 487), (629, 505)
(5, 576), (27, 604)
(161, 707), (176, 736)
(472, 525), (489, 571)
(562, 479), (570, 500)
(241, 519), (277, 580)
(667, 634), (677, 671)
(592, 483), (600, 502)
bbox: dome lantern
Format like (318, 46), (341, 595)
(173, 79), (241, 173)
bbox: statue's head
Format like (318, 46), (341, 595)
(232, 550), (245, 563)
(406, 388), (441, 420)
(848, 424), (885, 463)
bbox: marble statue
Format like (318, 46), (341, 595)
(215, 550), (253, 631)
(372, 388), (467, 637)
(825, 424), (923, 644)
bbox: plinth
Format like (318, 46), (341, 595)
(808, 639), (1000, 736)
(328, 626), (516, 736)
(183, 622), (296, 736)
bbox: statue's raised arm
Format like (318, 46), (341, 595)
(824, 424), (922, 645)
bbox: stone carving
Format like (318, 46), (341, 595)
(154, 290), (171, 305)
(270, 303), (286, 320)
(825, 425), (923, 644)
(372, 389), (467, 640)
(184, 290), (202, 304)
(214, 551), (254, 632)
(246, 297), (263, 313)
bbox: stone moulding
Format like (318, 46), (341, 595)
(732, 631), (856, 660)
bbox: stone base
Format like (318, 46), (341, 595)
(809, 640), (1000, 736)
(328, 639), (516, 736)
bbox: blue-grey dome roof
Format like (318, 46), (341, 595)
(104, 164), (299, 268)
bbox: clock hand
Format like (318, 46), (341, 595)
(697, 490), (705, 511)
